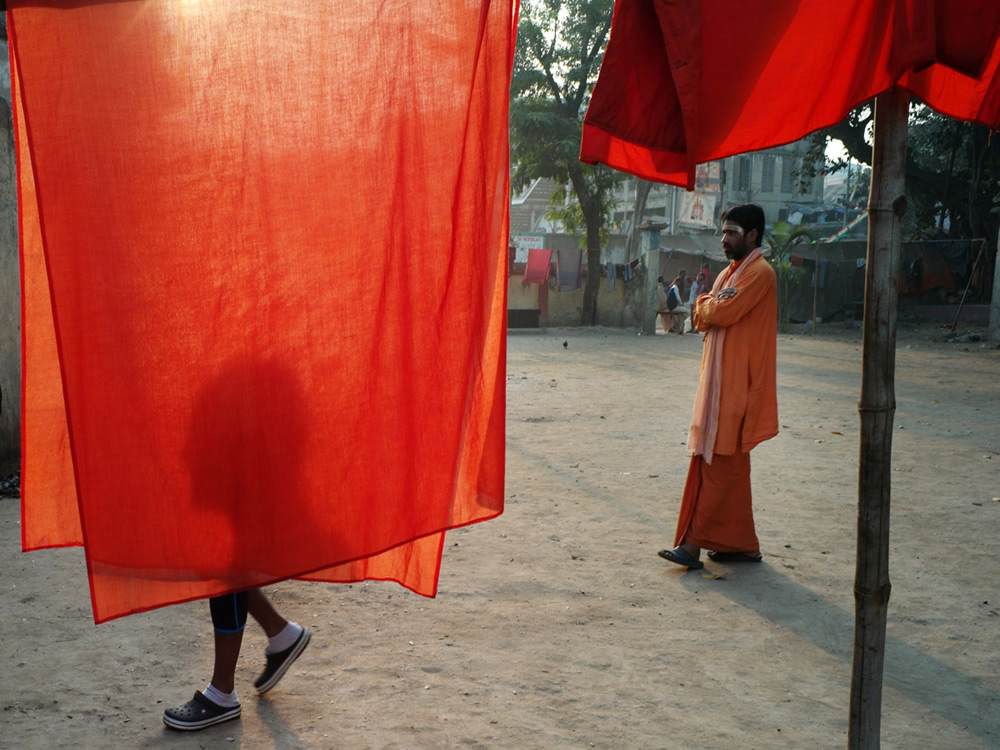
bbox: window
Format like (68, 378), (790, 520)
(761, 156), (776, 192)
(736, 156), (751, 191)
(780, 155), (794, 193)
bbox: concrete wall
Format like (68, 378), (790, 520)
(507, 274), (541, 311)
(0, 95), (18, 474)
(507, 269), (648, 329)
(505, 233), (659, 329)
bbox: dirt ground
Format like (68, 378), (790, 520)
(2, 320), (999, 750)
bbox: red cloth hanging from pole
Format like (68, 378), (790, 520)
(581, 0), (1000, 187)
(523, 248), (553, 284)
(11, 0), (515, 623)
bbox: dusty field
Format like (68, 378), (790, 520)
(2, 320), (999, 750)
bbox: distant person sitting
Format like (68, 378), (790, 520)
(667, 276), (690, 334)
(656, 276), (673, 333)
(671, 270), (688, 306)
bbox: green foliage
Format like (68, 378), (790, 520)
(905, 106), (1000, 240)
(546, 183), (610, 248)
(509, 0), (618, 196)
(509, 0), (620, 323)
(765, 221), (816, 330)
(821, 102), (1000, 245)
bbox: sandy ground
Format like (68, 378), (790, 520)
(2, 320), (999, 750)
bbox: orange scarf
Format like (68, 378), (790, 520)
(686, 246), (764, 464)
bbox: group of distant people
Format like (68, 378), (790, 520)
(656, 266), (711, 334)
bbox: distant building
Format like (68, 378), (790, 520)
(610, 141), (826, 235)
(510, 177), (562, 234)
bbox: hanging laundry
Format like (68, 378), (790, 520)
(557, 249), (583, 292)
(524, 248), (553, 284)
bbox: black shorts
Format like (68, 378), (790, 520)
(209, 591), (249, 633)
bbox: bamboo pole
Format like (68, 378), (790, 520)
(847, 87), (908, 750)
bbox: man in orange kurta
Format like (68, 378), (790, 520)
(659, 205), (778, 569)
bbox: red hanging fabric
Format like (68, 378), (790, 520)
(523, 248), (553, 284)
(12, 0), (515, 623)
(581, 0), (1000, 187)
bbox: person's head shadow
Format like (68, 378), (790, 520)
(185, 357), (315, 581)
(678, 564), (1000, 744)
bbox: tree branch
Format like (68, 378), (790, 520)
(569, 13), (612, 113)
(826, 115), (874, 166)
(529, 37), (564, 108)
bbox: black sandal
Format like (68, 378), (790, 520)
(657, 546), (704, 569)
(162, 691), (241, 731)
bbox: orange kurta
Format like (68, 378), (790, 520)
(674, 253), (777, 551)
(692, 254), (778, 455)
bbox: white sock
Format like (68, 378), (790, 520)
(267, 622), (304, 654)
(204, 683), (239, 708)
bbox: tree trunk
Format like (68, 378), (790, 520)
(848, 87), (908, 750)
(936, 122), (959, 232)
(569, 164), (605, 326)
(581, 203), (603, 325)
(626, 179), (653, 261)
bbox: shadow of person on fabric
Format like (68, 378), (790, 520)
(185, 357), (341, 588)
(679, 565), (1000, 744)
(181, 358), (326, 742)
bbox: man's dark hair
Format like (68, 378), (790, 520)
(721, 204), (765, 248)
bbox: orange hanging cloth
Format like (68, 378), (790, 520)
(12, 0), (516, 623)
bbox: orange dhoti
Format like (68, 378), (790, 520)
(673, 451), (759, 554)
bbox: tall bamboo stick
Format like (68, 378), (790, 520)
(847, 87), (908, 749)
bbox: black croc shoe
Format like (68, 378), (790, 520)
(162, 691), (241, 731)
(254, 626), (311, 694)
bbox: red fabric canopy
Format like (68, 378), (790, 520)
(581, 0), (1000, 188)
(12, 0), (515, 623)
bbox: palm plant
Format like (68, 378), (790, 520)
(764, 221), (817, 331)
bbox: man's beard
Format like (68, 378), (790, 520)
(723, 241), (748, 261)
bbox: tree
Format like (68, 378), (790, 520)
(801, 102), (999, 301)
(545, 181), (611, 250)
(509, 0), (619, 324)
(811, 103), (1000, 240)
(905, 107), (1000, 244)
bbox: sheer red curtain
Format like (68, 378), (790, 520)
(12, 0), (515, 623)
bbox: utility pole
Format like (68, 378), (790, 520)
(844, 158), (852, 229)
